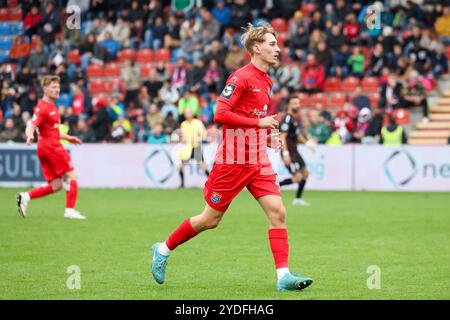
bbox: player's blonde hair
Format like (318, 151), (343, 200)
(41, 75), (60, 88)
(240, 22), (278, 56)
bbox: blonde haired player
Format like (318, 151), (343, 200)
(151, 23), (313, 291)
(16, 75), (86, 220)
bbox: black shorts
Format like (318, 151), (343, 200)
(283, 151), (306, 174)
(183, 146), (204, 163)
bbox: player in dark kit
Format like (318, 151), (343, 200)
(150, 23), (313, 291)
(279, 95), (313, 206)
(16, 75), (86, 220)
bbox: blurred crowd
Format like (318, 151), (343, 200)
(0, 0), (449, 146)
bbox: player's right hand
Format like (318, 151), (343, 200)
(26, 135), (34, 145)
(259, 114), (279, 129)
(282, 154), (291, 166)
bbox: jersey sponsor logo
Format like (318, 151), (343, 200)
(220, 84), (236, 99)
(252, 104), (268, 117)
(50, 111), (56, 115)
(211, 191), (222, 204)
(252, 88), (261, 92)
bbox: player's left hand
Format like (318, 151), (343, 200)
(67, 136), (82, 145)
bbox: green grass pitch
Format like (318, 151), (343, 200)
(0, 188), (449, 299)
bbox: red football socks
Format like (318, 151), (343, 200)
(165, 218), (198, 250)
(268, 228), (289, 269)
(28, 185), (54, 199)
(66, 180), (78, 209)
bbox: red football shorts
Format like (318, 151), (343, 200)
(203, 163), (281, 212)
(37, 144), (74, 182)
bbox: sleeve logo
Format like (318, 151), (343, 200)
(220, 84), (236, 99)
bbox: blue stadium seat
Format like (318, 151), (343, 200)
(0, 49), (9, 62)
(0, 23), (10, 36)
(56, 92), (73, 108)
(0, 37), (13, 50)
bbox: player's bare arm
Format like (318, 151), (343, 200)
(60, 133), (82, 145)
(25, 121), (36, 145)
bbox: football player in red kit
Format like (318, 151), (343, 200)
(151, 23), (313, 291)
(16, 75), (86, 220)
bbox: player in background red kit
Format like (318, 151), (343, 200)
(16, 75), (86, 220)
(151, 23), (313, 291)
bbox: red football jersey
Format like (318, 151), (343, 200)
(31, 99), (61, 146)
(214, 63), (273, 165)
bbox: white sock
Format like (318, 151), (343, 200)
(24, 192), (31, 201)
(276, 267), (290, 280)
(65, 208), (74, 214)
(158, 241), (171, 256)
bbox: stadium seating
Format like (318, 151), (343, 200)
(104, 63), (121, 78)
(86, 64), (104, 78)
(117, 48), (136, 62)
(135, 48), (154, 63)
(140, 63), (154, 77)
(8, 8), (22, 21)
(361, 77), (379, 92)
(392, 108), (410, 125)
(88, 79), (106, 94)
(270, 18), (288, 33)
(324, 77), (341, 92)
(328, 92), (347, 108)
(154, 48), (171, 62)
(309, 93), (327, 107)
(341, 76), (360, 93)
(67, 49), (81, 64)
(0, 9), (8, 22)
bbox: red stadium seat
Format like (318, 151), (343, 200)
(361, 76), (379, 92)
(324, 77), (341, 92)
(86, 64), (104, 78)
(7, 0), (19, 6)
(88, 79), (106, 94)
(106, 79), (125, 92)
(301, 3), (317, 16)
(104, 62), (121, 77)
(140, 63), (154, 78)
(341, 76), (360, 92)
(0, 9), (8, 21)
(309, 93), (327, 107)
(154, 48), (171, 62)
(393, 108), (410, 125)
(117, 48), (136, 62)
(9, 8), (22, 21)
(298, 92), (310, 107)
(271, 18), (288, 33)
(328, 92), (347, 108)
(277, 32), (289, 46)
(67, 49), (81, 64)
(135, 48), (154, 63)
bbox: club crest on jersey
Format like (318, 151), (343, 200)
(220, 84), (236, 99)
(211, 192), (222, 204)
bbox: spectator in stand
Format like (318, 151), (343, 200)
(330, 43), (350, 79)
(307, 110), (331, 144)
(92, 99), (112, 143)
(71, 84), (85, 116)
(362, 107), (383, 144)
(155, 61), (171, 83)
(380, 115), (407, 146)
(402, 70), (429, 122)
(149, 16), (169, 51)
(204, 58), (224, 94)
(188, 58), (207, 95)
(121, 59), (141, 108)
(224, 43), (246, 72)
(143, 68), (163, 100)
(431, 45), (449, 78)
(289, 25), (309, 62)
(172, 57), (189, 94)
(309, 29), (326, 52)
(0, 118), (22, 143)
(278, 62), (301, 93)
(163, 111), (178, 136)
(333, 109), (354, 144)
(164, 14), (182, 50)
(309, 11), (325, 33)
(353, 107), (372, 143)
(132, 113), (150, 143)
(19, 87), (38, 115)
(112, 17), (131, 48)
(343, 13), (360, 44)
(147, 123), (168, 144)
(24, 5), (43, 37)
(147, 103), (164, 130)
(408, 40), (431, 75)
(101, 31), (120, 61)
(160, 81), (180, 121)
(369, 43), (388, 77)
(178, 89), (200, 122)
(327, 25), (346, 53)
(230, 0), (252, 30)
(76, 119), (96, 143)
(435, 5), (450, 44)
(351, 86), (371, 111)
(300, 54), (325, 93)
(212, 0), (231, 31)
(314, 41), (332, 76)
(379, 72), (403, 112)
(5, 34), (30, 70)
(27, 42), (49, 71)
(347, 45), (365, 79)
